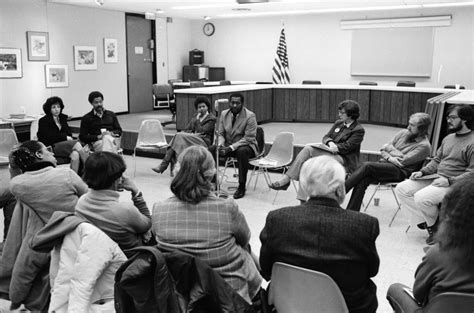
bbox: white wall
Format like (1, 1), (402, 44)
(0, 0), (127, 118)
(190, 8), (474, 88)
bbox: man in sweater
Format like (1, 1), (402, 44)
(395, 104), (474, 244)
(79, 91), (122, 153)
(345, 112), (432, 211)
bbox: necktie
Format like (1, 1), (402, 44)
(232, 114), (237, 127)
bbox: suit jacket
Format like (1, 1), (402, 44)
(37, 113), (72, 147)
(259, 197), (380, 313)
(322, 120), (365, 174)
(79, 109), (122, 144)
(218, 108), (258, 156)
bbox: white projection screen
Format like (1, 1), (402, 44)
(351, 27), (434, 77)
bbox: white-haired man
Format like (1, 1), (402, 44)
(259, 156), (380, 313)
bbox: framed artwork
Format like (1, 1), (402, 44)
(26, 31), (50, 61)
(45, 65), (68, 88)
(104, 38), (118, 63)
(74, 46), (97, 70)
(0, 48), (22, 78)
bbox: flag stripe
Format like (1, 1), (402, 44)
(272, 28), (290, 84)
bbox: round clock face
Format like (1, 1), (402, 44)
(203, 23), (215, 36)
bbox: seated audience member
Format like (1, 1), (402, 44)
(152, 146), (262, 303)
(345, 112), (432, 211)
(75, 151), (152, 256)
(0, 182), (15, 243)
(79, 91), (122, 153)
(0, 140), (88, 311)
(31, 211), (127, 312)
(152, 96), (216, 175)
(269, 100), (365, 201)
(37, 96), (84, 173)
(396, 104), (474, 245)
(215, 92), (257, 199)
(260, 156), (380, 313)
(387, 178), (474, 313)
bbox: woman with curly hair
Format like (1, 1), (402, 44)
(152, 145), (262, 304)
(387, 178), (474, 312)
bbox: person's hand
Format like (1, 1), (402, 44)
(410, 171), (423, 180)
(121, 175), (139, 195)
(432, 177), (449, 187)
(219, 146), (232, 156)
(327, 142), (338, 153)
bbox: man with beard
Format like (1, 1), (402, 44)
(396, 104), (474, 245)
(345, 112), (432, 212)
(217, 92), (257, 199)
(79, 91), (122, 153)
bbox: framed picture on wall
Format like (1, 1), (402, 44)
(0, 48), (22, 78)
(104, 38), (118, 63)
(45, 64), (68, 88)
(26, 31), (50, 61)
(74, 46), (97, 70)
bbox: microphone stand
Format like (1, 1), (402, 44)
(213, 99), (229, 199)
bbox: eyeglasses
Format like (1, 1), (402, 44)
(446, 115), (460, 121)
(338, 110), (347, 115)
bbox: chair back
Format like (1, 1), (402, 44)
(264, 132), (294, 166)
(190, 81), (205, 88)
(359, 81), (378, 86)
(397, 80), (416, 87)
(421, 292), (474, 313)
(135, 120), (167, 148)
(219, 80), (231, 86)
(255, 126), (265, 157)
(0, 128), (19, 164)
(444, 85), (466, 89)
(30, 119), (39, 140)
(152, 84), (174, 101)
(302, 80), (321, 85)
(268, 262), (348, 313)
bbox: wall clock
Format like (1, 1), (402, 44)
(203, 23), (215, 36)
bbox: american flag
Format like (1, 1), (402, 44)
(272, 27), (290, 84)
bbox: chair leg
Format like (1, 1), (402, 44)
(363, 183), (381, 212)
(389, 186), (403, 227)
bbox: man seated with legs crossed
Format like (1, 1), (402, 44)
(217, 92), (257, 199)
(345, 112), (432, 211)
(396, 104), (474, 245)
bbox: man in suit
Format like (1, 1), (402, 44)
(79, 91), (122, 153)
(260, 155), (380, 313)
(345, 112), (432, 211)
(269, 100), (365, 201)
(217, 92), (257, 199)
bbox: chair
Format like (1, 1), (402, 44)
(267, 262), (349, 313)
(133, 120), (168, 177)
(302, 80), (321, 85)
(0, 128), (19, 165)
(363, 182), (402, 227)
(30, 119), (39, 140)
(247, 132), (295, 203)
(219, 80), (231, 86)
(420, 292), (474, 313)
(397, 80), (416, 87)
(221, 127), (265, 186)
(444, 85), (466, 89)
(152, 83), (176, 127)
(190, 81), (205, 88)
(359, 81), (378, 86)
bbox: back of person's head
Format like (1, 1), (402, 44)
(410, 112), (432, 137)
(170, 146), (215, 204)
(338, 100), (360, 120)
(194, 96), (211, 111)
(88, 91), (104, 104)
(436, 178), (474, 265)
(82, 151), (125, 190)
(300, 156), (346, 203)
(229, 92), (244, 104)
(42, 96), (64, 115)
(449, 104), (473, 129)
(10, 140), (45, 172)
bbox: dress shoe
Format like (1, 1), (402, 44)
(151, 161), (169, 174)
(269, 180), (290, 191)
(417, 222), (427, 230)
(233, 186), (246, 199)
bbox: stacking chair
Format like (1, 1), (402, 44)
(190, 81), (205, 88)
(421, 292), (474, 313)
(444, 85), (466, 89)
(133, 120), (168, 177)
(152, 84), (176, 127)
(363, 182), (402, 227)
(219, 80), (231, 86)
(397, 80), (416, 87)
(302, 80), (321, 85)
(359, 81), (378, 86)
(0, 128), (19, 165)
(267, 262), (349, 313)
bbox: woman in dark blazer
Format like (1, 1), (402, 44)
(269, 99), (365, 201)
(37, 97), (83, 173)
(152, 96), (216, 175)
